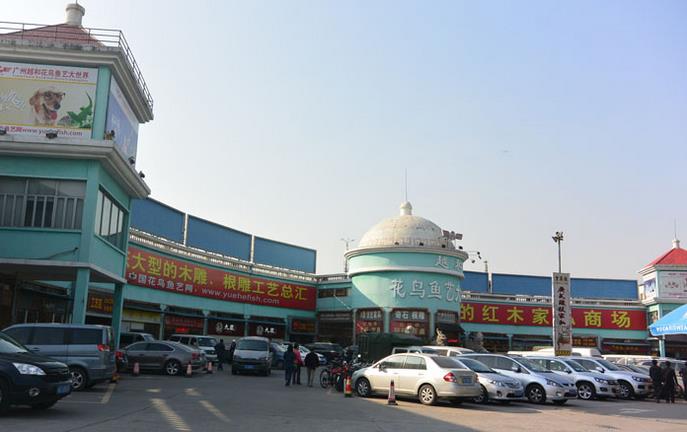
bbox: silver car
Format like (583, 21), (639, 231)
(124, 341), (205, 375)
(463, 354), (577, 405)
(569, 357), (652, 399)
(352, 353), (481, 405)
(450, 357), (524, 403)
(527, 356), (619, 400)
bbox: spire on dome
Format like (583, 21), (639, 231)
(400, 201), (413, 216)
(673, 238), (681, 249)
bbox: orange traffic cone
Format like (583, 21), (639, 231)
(207, 361), (213, 374)
(133, 362), (140, 377)
(387, 379), (397, 405)
(186, 362), (193, 377)
(344, 376), (352, 398)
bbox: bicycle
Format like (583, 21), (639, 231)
(320, 359), (346, 390)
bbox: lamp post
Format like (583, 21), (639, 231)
(552, 231), (564, 273)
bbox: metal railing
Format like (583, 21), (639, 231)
(0, 21), (153, 111)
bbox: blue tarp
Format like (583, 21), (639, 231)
(649, 304), (687, 336)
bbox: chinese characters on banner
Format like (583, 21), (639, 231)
(356, 308), (383, 334)
(291, 318), (316, 334)
(389, 278), (461, 303)
(389, 309), (429, 337)
(459, 301), (646, 330)
(87, 292), (113, 314)
(208, 319), (244, 337)
(248, 322), (284, 339)
(126, 247), (316, 311)
(553, 272), (572, 356)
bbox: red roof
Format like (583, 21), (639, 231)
(646, 245), (687, 267)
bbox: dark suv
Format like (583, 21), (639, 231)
(0, 332), (72, 414)
(305, 342), (343, 363)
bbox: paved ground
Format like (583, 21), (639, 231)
(3, 369), (687, 432)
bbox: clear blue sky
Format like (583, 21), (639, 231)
(11, 1), (687, 278)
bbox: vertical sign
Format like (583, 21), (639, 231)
(552, 272), (572, 356)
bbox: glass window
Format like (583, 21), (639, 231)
(126, 342), (148, 351)
(32, 327), (66, 345)
(432, 349), (448, 356)
(404, 356), (427, 370)
(380, 355), (406, 369)
(70, 329), (102, 345)
(547, 360), (568, 372)
(147, 343), (173, 352)
(4, 326), (32, 344)
(100, 198), (111, 236)
(94, 189), (127, 250)
(494, 357), (517, 371)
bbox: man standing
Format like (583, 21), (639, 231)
(649, 359), (663, 403)
(681, 365), (687, 401)
(304, 349), (319, 387)
(661, 361), (679, 403)
(214, 339), (226, 371)
(283, 344), (295, 386)
(292, 343), (303, 385)
(227, 339), (236, 365)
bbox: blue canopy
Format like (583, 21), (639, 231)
(649, 303), (687, 336)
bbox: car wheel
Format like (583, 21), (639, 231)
(473, 385), (489, 404)
(526, 384), (546, 404)
(356, 378), (371, 397)
(165, 360), (181, 376)
(419, 384), (437, 406)
(552, 399), (567, 406)
(70, 367), (88, 391)
(31, 400), (58, 410)
(618, 381), (634, 400)
(0, 378), (10, 415)
(577, 382), (595, 400)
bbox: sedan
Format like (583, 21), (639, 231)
(353, 353), (480, 405)
(449, 357), (524, 403)
(124, 341), (205, 376)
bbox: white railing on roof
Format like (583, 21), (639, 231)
(0, 21), (153, 111)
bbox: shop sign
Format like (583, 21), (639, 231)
(436, 310), (458, 324)
(290, 318), (316, 334)
(389, 278), (461, 303)
(126, 247), (316, 311)
(87, 292), (113, 314)
(602, 340), (650, 355)
(355, 308), (383, 334)
(208, 319), (244, 337)
(573, 336), (598, 348)
(459, 301), (647, 331)
(658, 271), (687, 299)
(390, 308), (429, 337)
(552, 272), (572, 356)
(123, 309), (160, 324)
(165, 315), (203, 330)
(318, 311), (352, 322)
(247, 322), (284, 339)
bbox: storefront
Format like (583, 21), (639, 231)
(85, 291), (114, 326)
(511, 334), (552, 351)
(435, 310), (462, 345)
(389, 308), (430, 338)
(122, 305), (161, 337)
(355, 308), (384, 335)
(317, 311), (353, 346)
(13, 282), (69, 324)
(601, 338), (651, 355)
(208, 315), (245, 340)
(289, 317), (316, 344)
(164, 314), (204, 339)
(247, 316), (285, 339)
(572, 335), (599, 349)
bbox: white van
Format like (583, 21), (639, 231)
(168, 334), (218, 362)
(509, 347), (602, 358)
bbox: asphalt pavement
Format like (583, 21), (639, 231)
(2, 368), (686, 432)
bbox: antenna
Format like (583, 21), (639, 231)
(404, 168), (408, 202)
(675, 218), (678, 239)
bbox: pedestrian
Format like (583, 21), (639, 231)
(681, 365), (687, 401)
(227, 339), (236, 365)
(214, 339), (226, 371)
(283, 344), (295, 386)
(304, 348), (319, 387)
(292, 343), (303, 385)
(661, 361), (679, 403)
(649, 359), (663, 403)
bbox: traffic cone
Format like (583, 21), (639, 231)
(207, 361), (213, 374)
(186, 362), (193, 377)
(133, 362), (140, 377)
(387, 379), (397, 405)
(344, 376), (352, 398)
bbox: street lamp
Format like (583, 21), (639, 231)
(552, 231), (564, 273)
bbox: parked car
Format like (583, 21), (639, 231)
(616, 364), (651, 376)
(567, 356), (652, 400)
(306, 342), (343, 363)
(270, 342), (286, 369)
(352, 353), (481, 405)
(526, 356), (619, 400)
(462, 354), (577, 405)
(3, 323), (115, 391)
(124, 341), (205, 375)
(0, 331), (72, 414)
(168, 334), (218, 363)
(119, 332), (155, 348)
(448, 357), (523, 404)
(232, 337), (272, 376)
(422, 346), (474, 356)
(391, 346), (438, 355)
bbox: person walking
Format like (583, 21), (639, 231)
(227, 339), (236, 365)
(283, 344), (295, 386)
(292, 343), (303, 385)
(214, 339), (226, 371)
(304, 348), (319, 387)
(649, 359), (663, 402)
(661, 361), (679, 403)
(681, 365), (687, 401)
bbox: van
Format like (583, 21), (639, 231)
(232, 336), (272, 375)
(3, 323), (115, 391)
(168, 334), (218, 362)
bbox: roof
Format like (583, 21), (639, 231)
(646, 240), (687, 267)
(1, 23), (103, 46)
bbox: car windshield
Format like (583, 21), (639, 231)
(198, 338), (217, 347)
(596, 359), (622, 371)
(0, 333), (28, 353)
(456, 357), (494, 373)
(432, 356), (467, 369)
(237, 340), (268, 351)
(564, 360), (587, 372)
(516, 357), (549, 372)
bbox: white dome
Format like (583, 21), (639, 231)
(357, 202), (455, 250)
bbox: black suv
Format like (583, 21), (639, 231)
(305, 342), (343, 363)
(0, 332), (72, 414)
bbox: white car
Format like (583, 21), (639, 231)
(450, 357), (524, 403)
(352, 353), (481, 405)
(569, 357), (652, 399)
(527, 356), (620, 400)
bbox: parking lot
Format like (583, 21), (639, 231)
(2, 369), (687, 432)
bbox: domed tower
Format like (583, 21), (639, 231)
(345, 202), (467, 342)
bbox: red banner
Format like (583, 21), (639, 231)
(126, 247), (316, 311)
(459, 301), (646, 331)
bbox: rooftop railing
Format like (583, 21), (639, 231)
(0, 21), (153, 112)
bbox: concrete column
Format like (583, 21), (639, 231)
(111, 283), (125, 349)
(507, 334), (513, 351)
(383, 308), (392, 333)
(71, 268), (90, 323)
(659, 336), (666, 357)
(159, 305), (167, 340)
(428, 309), (434, 342)
(351, 309), (357, 345)
(202, 310), (210, 335)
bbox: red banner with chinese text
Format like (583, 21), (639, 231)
(126, 247), (316, 311)
(459, 301), (646, 331)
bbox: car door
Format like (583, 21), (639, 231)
(491, 357), (521, 381)
(68, 328), (107, 373)
(546, 359), (571, 378)
(398, 355), (427, 394)
(368, 355), (405, 392)
(30, 326), (68, 363)
(125, 342), (149, 367)
(145, 342), (174, 369)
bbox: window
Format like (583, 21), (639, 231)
(432, 349), (448, 356)
(0, 176), (85, 229)
(317, 288), (350, 298)
(576, 359), (601, 371)
(4, 326), (32, 345)
(494, 357), (517, 371)
(32, 327), (66, 345)
(547, 360), (568, 372)
(70, 329), (103, 345)
(147, 343), (173, 352)
(94, 190), (127, 250)
(404, 356), (427, 370)
(380, 355), (406, 369)
(127, 342), (148, 351)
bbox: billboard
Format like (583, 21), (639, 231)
(659, 271), (687, 299)
(0, 61), (98, 138)
(552, 273), (572, 356)
(105, 78), (139, 160)
(126, 246), (317, 311)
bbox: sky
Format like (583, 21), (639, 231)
(7, 0), (687, 279)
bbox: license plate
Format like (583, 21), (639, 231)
(57, 384), (71, 395)
(461, 377), (472, 384)
(244, 365), (255, 369)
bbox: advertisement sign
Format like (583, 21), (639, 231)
(459, 301), (646, 331)
(642, 277), (657, 300)
(208, 319), (244, 337)
(87, 292), (113, 315)
(247, 322), (285, 339)
(126, 247), (317, 311)
(0, 61), (98, 138)
(164, 315), (203, 333)
(659, 271), (687, 299)
(318, 311), (352, 322)
(390, 308), (429, 337)
(572, 336), (598, 348)
(290, 318), (316, 334)
(122, 309), (161, 324)
(355, 308), (383, 334)
(105, 78), (139, 160)
(436, 310), (459, 324)
(553, 272), (572, 356)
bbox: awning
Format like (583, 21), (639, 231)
(649, 304), (687, 336)
(0, 258), (126, 284)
